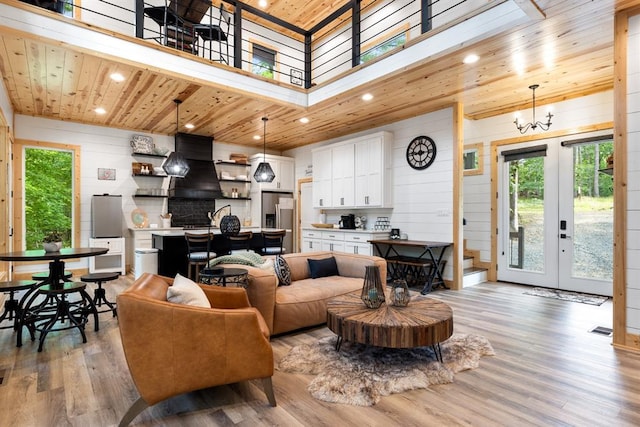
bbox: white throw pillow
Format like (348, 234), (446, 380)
(167, 273), (211, 308)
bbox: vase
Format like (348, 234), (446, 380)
(43, 241), (62, 252)
(390, 279), (410, 307)
(361, 265), (385, 309)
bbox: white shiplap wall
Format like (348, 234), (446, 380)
(626, 15), (640, 335)
(462, 91), (614, 264)
(286, 107), (455, 278)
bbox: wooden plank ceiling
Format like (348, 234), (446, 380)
(0, 0), (629, 152)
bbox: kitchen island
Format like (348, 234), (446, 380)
(150, 228), (281, 277)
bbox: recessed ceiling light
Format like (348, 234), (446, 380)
(362, 93), (373, 101)
(463, 54), (479, 64)
(300, 117), (309, 124)
(253, 135), (261, 140)
(110, 72), (125, 82)
(94, 107), (106, 115)
(259, 0), (267, 7)
(185, 123), (195, 129)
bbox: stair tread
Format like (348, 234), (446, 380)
(464, 267), (487, 275)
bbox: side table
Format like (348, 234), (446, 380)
(199, 267), (248, 288)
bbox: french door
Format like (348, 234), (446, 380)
(497, 134), (613, 296)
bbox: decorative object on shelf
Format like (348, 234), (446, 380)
(131, 208), (149, 228)
(254, 117), (276, 183)
(406, 135), (437, 170)
(311, 223), (334, 228)
(163, 100), (190, 178)
(209, 204), (241, 236)
(229, 153), (248, 164)
(152, 146), (170, 156)
(160, 213), (172, 228)
(132, 162), (153, 175)
(514, 84), (553, 134)
(130, 134), (154, 154)
(42, 230), (63, 252)
(290, 68), (303, 86)
(98, 167), (116, 180)
(360, 265), (385, 309)
(374, 217), (390, 230)
(390, 228), (400, 239)
(390, 279), (410, 307)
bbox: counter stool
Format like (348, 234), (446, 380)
(18, 281), (99, 352)
(0, 280), (37, 330)
(80, 272), (119, 317)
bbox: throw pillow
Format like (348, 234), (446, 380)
(274, 255), (291, 286)
(308, 256), (339, 279)
(167, 273), (211, 308)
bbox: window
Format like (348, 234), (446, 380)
(360, 32), (407, 64)
(252, 43), (277, 79)
(14, 140), (81, 251)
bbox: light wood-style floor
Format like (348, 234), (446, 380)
(1, 277), (639, 427)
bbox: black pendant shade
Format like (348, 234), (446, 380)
(254, 117), (276, 183)
(220, 214), (241, 236)
(162, 151), (190, 177)
(163, 99), (190, 178)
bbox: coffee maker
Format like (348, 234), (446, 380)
(339, 214), (356, 229)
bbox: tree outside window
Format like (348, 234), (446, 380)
(360, 33), (407, 64)
(252, 43), (277, 79)
(25, 148), (73, 249)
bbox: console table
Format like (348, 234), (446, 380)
(368, 239), (452, 294)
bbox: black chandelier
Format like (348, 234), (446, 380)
(253, 117), (276, 183)
(513, 84), (553, 134)
(162, 99), (190, 178)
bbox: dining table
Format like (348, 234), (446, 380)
(0, 247), (109, 350)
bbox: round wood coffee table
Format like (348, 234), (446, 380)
(326, 291), (454, 361)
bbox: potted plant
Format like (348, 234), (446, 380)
(42, 231), (63, 252)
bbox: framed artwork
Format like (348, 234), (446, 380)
(130, 134), (154, 154)
(98, 168), (116, 181)
(463, 143), (484, 176)
(290, 68), (303, 86)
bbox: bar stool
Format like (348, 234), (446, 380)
(228, 231), (253, 254)
(18, 281), (99, 352)
(0, 280), (37, 330)
(80, 272), (119, 317)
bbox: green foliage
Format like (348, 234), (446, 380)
(25, 148), (73, 249)
(42, 230), (63, 243)
(252, 59), (274, 79)
(360, 33), (407, 64)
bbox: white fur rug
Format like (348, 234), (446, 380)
(277, 333), (495, 406)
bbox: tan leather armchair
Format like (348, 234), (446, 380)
(117, 273), (276, 426)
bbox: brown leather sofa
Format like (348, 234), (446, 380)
(117, 273), (276, 426)
(224, 251), (387, 335)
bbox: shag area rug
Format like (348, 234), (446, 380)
(523, 287), (608, 306)
(277, 333), (494, 406)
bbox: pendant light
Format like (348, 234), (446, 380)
(162, 99), (190, 178)
(513, 84), (553, 134)
(253, 117), (276, 183)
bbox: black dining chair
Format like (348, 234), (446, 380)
(259, 230), (286, 256)
(184, 232), (216, 281)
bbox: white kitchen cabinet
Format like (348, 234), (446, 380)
(311, 147), (332, 208)
(354, 134), (392, 207)
(89, 237), (125, 274)
(312, 131), (393, 209)
(321, 230), (345, 252)
(301, 229), (322, 253)
(331, 143), (355, 208)
(301, 228), (389, 255)
(250, 154), (295, 192)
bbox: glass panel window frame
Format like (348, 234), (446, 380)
(250, 41), (278, 80)
(13, 140), (81, 251)
(360, 24), (410, 64)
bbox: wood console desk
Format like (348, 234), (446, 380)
(368, 239), (452, 294)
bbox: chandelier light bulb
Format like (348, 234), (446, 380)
(513, 84), (553, 134)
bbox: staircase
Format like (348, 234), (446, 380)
(463, 255), (487, 287)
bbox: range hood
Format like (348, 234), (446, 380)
(167, 133), (223, 200)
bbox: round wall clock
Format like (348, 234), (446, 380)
(406, 136), (437, 170)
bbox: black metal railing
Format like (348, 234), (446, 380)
(20, 0), (486, 89)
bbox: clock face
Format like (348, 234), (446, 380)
(406, 136), (437, 170)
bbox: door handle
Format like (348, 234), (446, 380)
(560, 234), (572, 239)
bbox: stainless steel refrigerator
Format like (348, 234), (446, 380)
(91, 194), (123, 238)
(261, 191), (294, 253)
